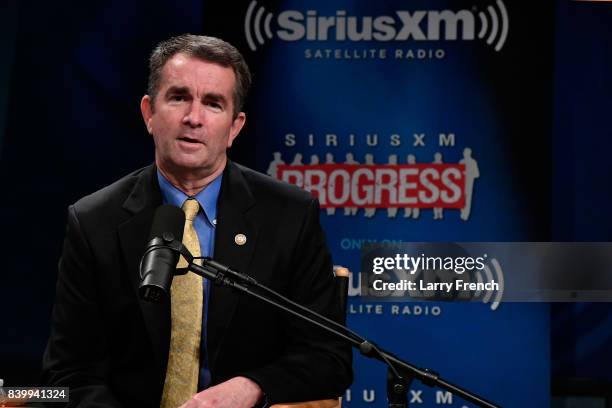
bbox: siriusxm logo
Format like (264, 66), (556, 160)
(245, 0), (509, 52)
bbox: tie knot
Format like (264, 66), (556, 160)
(182, 199), (200, 221)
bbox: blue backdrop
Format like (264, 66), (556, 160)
(0, 1), (610, 407)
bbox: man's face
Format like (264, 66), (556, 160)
(141, 53), (245, 179)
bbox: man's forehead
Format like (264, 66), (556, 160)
(159, 53), (236, 93)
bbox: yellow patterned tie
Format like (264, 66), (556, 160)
(160, 199), (203, 408)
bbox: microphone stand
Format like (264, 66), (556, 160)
(147, 236), (501, 408)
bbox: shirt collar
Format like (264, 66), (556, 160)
(156, 169), (222, 227)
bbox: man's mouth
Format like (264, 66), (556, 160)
(178, 136), (201, 144)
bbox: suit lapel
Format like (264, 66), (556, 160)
(117, 165), (170, 375)
(208, 161), (258, 370)
(115, 162), (259, 379)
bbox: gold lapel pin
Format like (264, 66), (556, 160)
(234, 233), (247, 246)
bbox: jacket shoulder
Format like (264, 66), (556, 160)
(71, 166), (151, 217)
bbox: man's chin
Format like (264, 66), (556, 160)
(159, 156), (226, 179)
(167, 152), (206, 168)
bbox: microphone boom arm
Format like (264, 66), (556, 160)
(148, 237), (501, 408)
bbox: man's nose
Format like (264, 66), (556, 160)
(183, 102), (204, 127)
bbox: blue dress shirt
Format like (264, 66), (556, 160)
(157, 169), (222, 390)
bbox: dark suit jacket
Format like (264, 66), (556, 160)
(42, 162), (352, 407)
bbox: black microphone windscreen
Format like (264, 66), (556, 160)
(148, 205), (185, 242)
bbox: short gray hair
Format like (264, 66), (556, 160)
(147, 34), (251, 118)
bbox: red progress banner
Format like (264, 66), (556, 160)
(277, 164), (466, 208)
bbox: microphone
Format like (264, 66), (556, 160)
(139, 205), (185, 303)
(200, 258), (258, 285)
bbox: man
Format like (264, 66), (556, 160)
(432, 153), (444, 220)
(42, 34), (352, 408)
(460, 147), (479, 221)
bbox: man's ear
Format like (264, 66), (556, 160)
(227, 112), (246, 148)
(140, 95), (154, 134)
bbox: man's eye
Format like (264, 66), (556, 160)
(170, 95), (186, 101)
(207, 102), (222, 109)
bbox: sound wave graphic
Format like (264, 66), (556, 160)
(473, 258), (504, 310)
(477, 0), (509, 52)
(245, 0), (274, 51)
